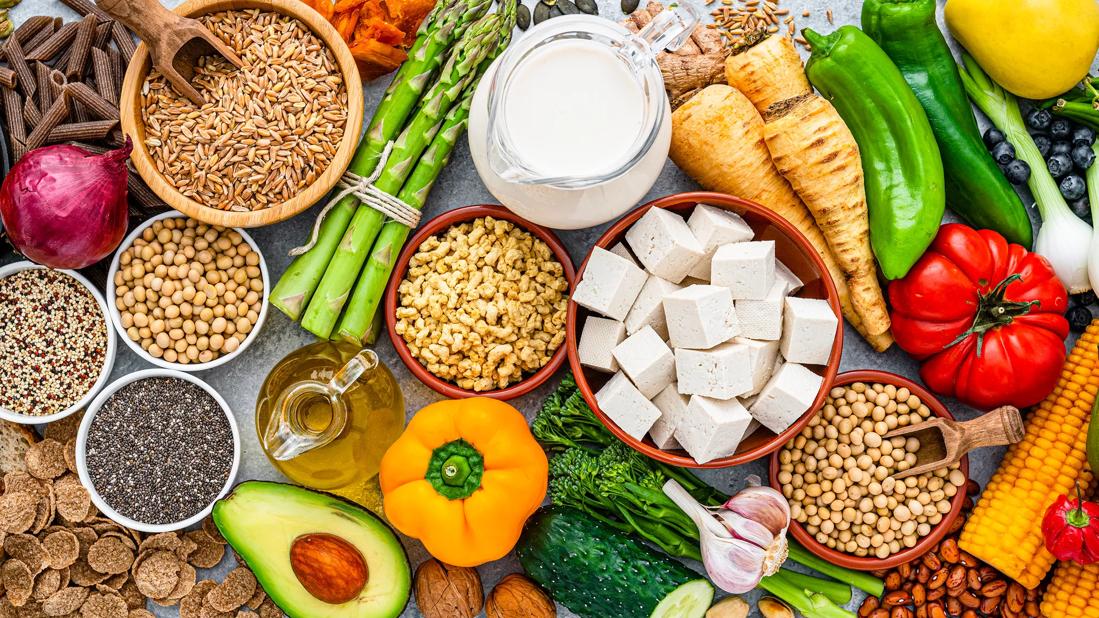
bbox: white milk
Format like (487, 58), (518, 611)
(501, 39), (646, 177)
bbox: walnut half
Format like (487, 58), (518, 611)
(486, 574), (556, 618)
(414, 559), (484, 618)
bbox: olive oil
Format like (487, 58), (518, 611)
(256, 341), (405, 513)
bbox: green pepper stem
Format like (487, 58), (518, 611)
(426, 439), (484, 500)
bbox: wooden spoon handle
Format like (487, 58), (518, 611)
(95, 0), (185, 50)
(958, 406), (1024, 454)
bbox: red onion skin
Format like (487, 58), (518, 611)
(0, 140), (131, 269)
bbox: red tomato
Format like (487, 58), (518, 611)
(889, 224), (1069, 409)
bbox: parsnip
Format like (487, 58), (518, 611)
(725, 33), (811, 113)
(763, 94), (891, 337)
(670, 85), (892, 351)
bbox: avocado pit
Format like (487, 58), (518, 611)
(290, 533), (369, 604)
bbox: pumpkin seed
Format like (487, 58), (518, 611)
(557, 0), (581, 14)
(516, 3), (531, 29)
(533, 1), (552, 24)
(575, 0), (598, 14)
(549, 3), (563, 17)
(621, 0), (640, 13)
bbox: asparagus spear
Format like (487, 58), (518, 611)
(268, 0), (489, 320)
(335, 0), (518, 342)
(300, 12), (505, 338)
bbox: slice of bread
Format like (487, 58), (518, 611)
(0, 420), (37, 476)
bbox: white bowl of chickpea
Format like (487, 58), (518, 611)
(106, 212), (269, 372)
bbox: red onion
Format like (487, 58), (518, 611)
(0, 139), (132, 269)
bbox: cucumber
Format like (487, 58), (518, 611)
(516, 506), (713, 618)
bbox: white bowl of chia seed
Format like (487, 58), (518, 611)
(0, 261), (117, 425)
(106, 212), (270, 372)
(74, 369), (241, 533)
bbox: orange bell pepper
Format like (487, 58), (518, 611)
(379, 398), (548, 567)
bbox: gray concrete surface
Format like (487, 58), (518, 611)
(0, 0), (1077, 615)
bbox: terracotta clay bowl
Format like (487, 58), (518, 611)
(385, 205), (576, 400)
(770, 370), (970, 571)
(566, 191), (843, 468)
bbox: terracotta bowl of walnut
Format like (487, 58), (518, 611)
(120, 0), (364, 228)
(384, 205), (576, 401)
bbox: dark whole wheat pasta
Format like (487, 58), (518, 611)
(55, 46), (72, 70)
(24, 92), (68, 150)
(11, 16), (52, 47)
(65, 81), (117, 121)
(107, 128), (126, 147)
(0, 67), (15, 89)
(108, 47), (122, 95)
(91, 48), (116, 104)
(48, 119), (117, 142)
(35, 61), (53, 110)
(22, 96), (40, 128)
(72, 100), (90, 123)
(19, 21), (55, 58)
(111, 21), (135, 61)
(66, 15), (97, 80)
(93, 21), (111, 50)
(128, 173), (167, 210)
(5, 37), (35, 98)
(2, 87), (26, 158)
(26, 22), (77, 62)
(60, 0), (113, 24)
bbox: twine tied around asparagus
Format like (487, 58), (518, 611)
(288, 142), (422, 257)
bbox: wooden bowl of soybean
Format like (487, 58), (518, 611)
(120, 0), (364, 228)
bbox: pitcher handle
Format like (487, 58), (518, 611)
(636, 4), (701, 53)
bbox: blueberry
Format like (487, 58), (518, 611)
(1034, 134), (1053, 158)
(1052, 141), (1073, 157)
(983, 128), (1006, 148)
(1027, 108), (1053, 131)
(1002, 159), (1031, 185)
(1073, 292), (1098, 307)
(1048, 153), (1074, 178)
(1072, 144), (1096, 170)
(1061, 174), (1087, 201)
(1073, 126), (1097, 146)
(990, 141), (1016, 165)
(1067, 305), (1092, 333)
(1051, 119), (1074, 140)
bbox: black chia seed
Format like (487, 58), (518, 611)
(85, 377), (235, 525)
(0, 269), (108, 416)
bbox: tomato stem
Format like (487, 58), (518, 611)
(946, 273), (1039, 356)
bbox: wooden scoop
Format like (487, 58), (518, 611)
(884, 406), (1024, 479)
(95, 0), (243, 105)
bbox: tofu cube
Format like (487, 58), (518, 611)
(675, 341), (752, 400)
(572, 247), (648, 320)
(750, 363), (823, 434)
(663, 285), (740, 350)
(780, 297), (839, 365)
(776, 260), (803, 294)
(743, 419), (762, 439)
(612, 326), (676, 398)
(676, 395), (753, 464)
(650, 383), (690, 450)
(735, 337), (781, 396)
(625, 275), (682, 339)
(625, 208), (705, 283)
(595, 372), (662, 441)
(687, 204), (755, 279)
(609, 242), (640, 267)
(578, 317), (627, 373)
(682, 276), (710, 286)
(712, 241), (776, 300)
(735, 281), (786, 340)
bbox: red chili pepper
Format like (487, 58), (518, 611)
(1042, 484), (1099, 565)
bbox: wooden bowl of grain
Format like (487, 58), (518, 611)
(119, 0), (364, 228)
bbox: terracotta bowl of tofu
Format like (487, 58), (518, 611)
(566, 191), (843, 469)
(384, 204), (576, 400)
(769, 370), (970, 570)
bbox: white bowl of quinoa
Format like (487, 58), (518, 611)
(74, 368), (241, 533)
(0, 261), (116, 425)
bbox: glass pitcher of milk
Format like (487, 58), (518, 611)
(468, 6), (700, 230)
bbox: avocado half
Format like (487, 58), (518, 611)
(212, 481), (411, 618)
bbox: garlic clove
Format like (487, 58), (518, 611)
(723, 485), (791, 537)
(715, 510), (775, 549)
(702, 536), (767, 594)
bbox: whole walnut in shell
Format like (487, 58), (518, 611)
(414, 559), (483, 618)
(486, 574), (556, 618)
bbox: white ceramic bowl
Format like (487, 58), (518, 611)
(106, 212), (270, 372)
(74, 369), (241, 533)
(0, 261), (117, 425)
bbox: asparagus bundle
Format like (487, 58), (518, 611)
(269, 0), (497, 322)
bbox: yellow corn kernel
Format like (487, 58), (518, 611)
(958, 321), (1099, 589)
(1043, 560), (1099, 617)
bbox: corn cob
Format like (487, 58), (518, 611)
(958, 321), (1099, 589)
(1043, 560), (1099, 617)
